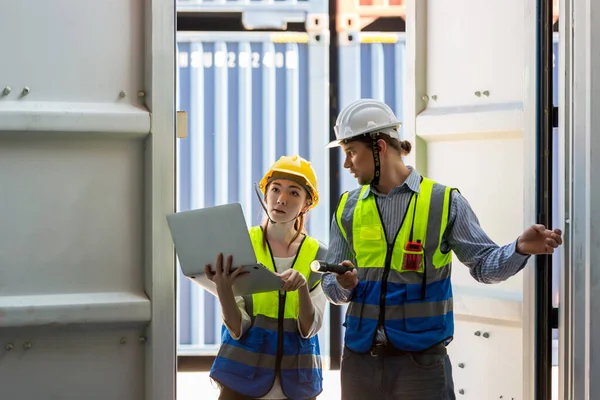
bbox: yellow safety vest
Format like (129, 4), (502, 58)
(336, 177), (455, 352)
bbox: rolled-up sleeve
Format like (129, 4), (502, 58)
(297, 283), (328, 338)
(222, 296), (252, 340)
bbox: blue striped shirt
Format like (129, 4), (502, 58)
(322, 166), (530, 343)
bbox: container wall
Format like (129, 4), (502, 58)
(176, 31), (331, 358)
(0, 0), (175, 398)
(336, 32), (406, 196)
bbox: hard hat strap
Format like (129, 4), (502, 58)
(371, 133), (382, 186)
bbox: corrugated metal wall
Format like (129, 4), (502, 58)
(337, 32), (406, 194)
(174, 1), (409, 362)
(176, 31), (331, 355)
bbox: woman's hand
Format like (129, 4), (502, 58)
(278, 269), (307, 292)
(205, 253), (248, 292)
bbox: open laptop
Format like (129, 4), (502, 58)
(166, 202), (284, 296)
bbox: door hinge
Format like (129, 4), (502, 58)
(551, 307), (559, 329)
(552, 106), (559, 128)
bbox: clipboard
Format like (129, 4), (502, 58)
(167, 203), (284, 296)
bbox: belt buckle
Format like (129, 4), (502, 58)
(369, 344), (385, 357)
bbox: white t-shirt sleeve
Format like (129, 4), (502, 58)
(222, 295), (252, 340)
(297, 283), (327, 339)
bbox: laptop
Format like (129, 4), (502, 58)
(166, 203), (284, 296)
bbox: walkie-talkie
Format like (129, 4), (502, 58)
(402, 239), (423, 271)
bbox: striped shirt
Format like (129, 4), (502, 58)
(322, 166), (530, 344)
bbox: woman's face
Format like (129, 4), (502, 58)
(265, 178), (311, 222)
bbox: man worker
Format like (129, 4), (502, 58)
(321, 98), (563, 400)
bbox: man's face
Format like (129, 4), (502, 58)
(341, 141), (374, 185)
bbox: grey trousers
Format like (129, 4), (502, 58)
(340, 346), (456, 400)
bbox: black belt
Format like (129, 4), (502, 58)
(368, 342), (447, 357)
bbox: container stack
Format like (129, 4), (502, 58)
(175, 0), (333, 360)
(175, 0), (408, 365)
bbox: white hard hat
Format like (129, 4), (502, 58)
(327, 98), (402, 148)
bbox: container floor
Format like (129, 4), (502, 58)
(177, 368), (559, 399)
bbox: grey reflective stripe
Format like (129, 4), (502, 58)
(357, 264), (451, 285)
(425, 183), (447, 264)
(308, 272), (321, 291)
(316, 241), (328, 260)
(340, 188), (362, 257)
(357, 267), (385, 281)
(252, 314), (297, 333)
(280, 352), (322, 370)
(219, 344), (320, 370)
(347, 298), (453, 320)
(308, 242), (328, 290)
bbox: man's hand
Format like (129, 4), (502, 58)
(336, 260), (358, 290)
(516, 224), (563, 255)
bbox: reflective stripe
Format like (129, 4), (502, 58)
(338, 188), (363, 256)
(347, 298), (453, 320)
(432, 186), (454, 267)
(280, 352), (322, 371)
(336, 192), (349, 242)
(219, 344), (321, 370)
(308, 271), (321, 291)
(425, 183), (446, 264)
(252, 314), (297, 333)
(357, 264), (451, 285)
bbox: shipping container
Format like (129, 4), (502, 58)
(336, 0), (405, 32)
(177, 0), (328, 31)
(175, 31), (331, 359)
(336, 31), (406, 195)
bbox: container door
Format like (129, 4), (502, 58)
(0, 1), (176, 399)
(403, 0), (542, 398)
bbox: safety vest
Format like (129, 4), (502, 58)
(336, 177), (455, 353)
(210, 226), (326, 400)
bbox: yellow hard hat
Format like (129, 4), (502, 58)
(259, 155), (319, 209)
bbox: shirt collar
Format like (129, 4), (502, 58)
(360, 166), (421, 200)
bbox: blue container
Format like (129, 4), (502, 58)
(176, 31), (330, 355)
(336, 32), (406, 196)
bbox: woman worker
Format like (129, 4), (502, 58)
(206, 155), (327, 400)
